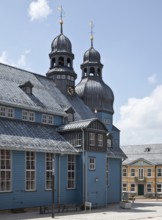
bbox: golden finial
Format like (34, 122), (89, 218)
(89, 21), (94, 48)
(58, 6), (64, 34)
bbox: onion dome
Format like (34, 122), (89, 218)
(83, 47), (101, 64)
(76, 77), (114, 114)
(51, 34), (72, 53)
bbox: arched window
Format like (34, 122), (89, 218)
(97, 68), (101, 77)
(52, 58), (56, 68)
(89, 67), (95, 76)
(84, 68), (87, 77)
(67, 58), (71, 67)
(58, 57), (64, 66)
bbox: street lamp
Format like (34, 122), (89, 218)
(52, 157), (55, 218)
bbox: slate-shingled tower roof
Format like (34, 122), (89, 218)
(76, 32), (114, 114)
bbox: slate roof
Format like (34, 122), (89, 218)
(0, 63), (94, 120)
(58, 118), (99, 132)
(0, 118), (78, 154)
(121, 144), (162, 165)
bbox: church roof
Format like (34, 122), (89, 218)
(0, 118), (78, 154)
(121, 144), (162, 165)
(0, 63), (94, 120)
(58, 118), (98, 132)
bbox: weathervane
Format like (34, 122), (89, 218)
(58, 5), (64, 34)
(89, 21), (94, 47)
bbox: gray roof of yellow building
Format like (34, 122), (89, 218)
(121, 144), (162, 165)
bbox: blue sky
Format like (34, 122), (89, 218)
(0, 0), (162, 145)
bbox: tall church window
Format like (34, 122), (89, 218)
(25, 152), (35, 191)
(89, 133), (95, 146)
(58, 57), (64, 66)
(98, 134), (103, 147)
(67, 155), (76, 189)
(45, 153), (54, 190)
(0, 150), (11, 192)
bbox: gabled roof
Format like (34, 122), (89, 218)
(58, 118), (107, 132)
(126, 158), (155, 166)
(0, 63), (95, 120)
(121, 144), (162, 165)
(0, 118), (78, 154)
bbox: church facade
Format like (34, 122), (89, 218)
(0, 19), (125, 210)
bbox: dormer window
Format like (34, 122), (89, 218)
(19, 81), (33, 95)
(65, 106), (75, 123)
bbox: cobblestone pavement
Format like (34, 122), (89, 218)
(0, 200), (162, 220)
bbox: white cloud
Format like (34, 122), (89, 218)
(147, 73), (157, 84)
(28, 0), (52, 21)
(116, 85), (162, 145)
(0, 51), (9, 64)
(0, 50), (30, 69)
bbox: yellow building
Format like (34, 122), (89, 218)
(121, 144), (162, 197)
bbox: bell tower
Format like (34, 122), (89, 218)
(46, 6), (77, 95)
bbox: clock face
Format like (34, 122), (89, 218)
(67, 87), (74, 95)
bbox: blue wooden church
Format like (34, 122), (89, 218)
(0, 17), (125, 210)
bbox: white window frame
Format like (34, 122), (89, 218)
(22, 110), (35, 122)
(147, 168), (152, 177)
(98, 134), (103, 147)
(76, 133), (82, 147)
(157, 168), (162, 177)
(122, 183), (127, 192)
(146, 183), (152, 193)
(0, 150), (12, 192)
(0, 106), (14, 118)
(42, 114), (53, 125)
(89, 157), (96, 171)
(45, 153), (54, 190)
(122, 168), (127, 177)
(89, 133), (95, 146)
(130, 183), (136, 192)
(138, 168), (144, 180)
(67, 155), (76, 189)
(130, 168), (135, 177)
(157, 183), (162, 193)
(25, 152), (36, 191)
(57, 75), (61, 79)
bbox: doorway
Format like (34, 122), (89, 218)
(138, 184), (144, 195)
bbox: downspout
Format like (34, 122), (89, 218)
(81, 128), (85, 204)
(155, 165), (157, 199)
(58, 155), (61, 209)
